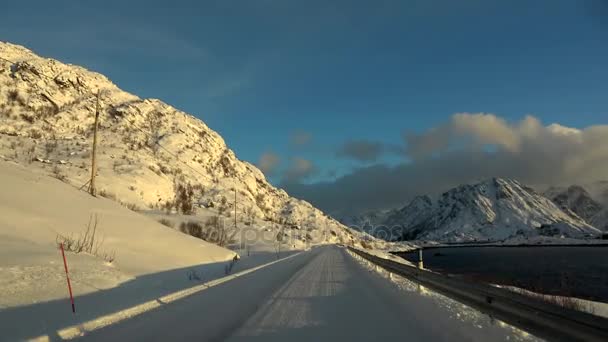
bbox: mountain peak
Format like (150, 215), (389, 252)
(370, 178), (600, 242)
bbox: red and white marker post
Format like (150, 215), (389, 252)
(59, 243), (76, 313)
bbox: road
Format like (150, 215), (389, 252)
(83, 246), (535, 341)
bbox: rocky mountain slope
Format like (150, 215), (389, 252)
(344, 178), (601, 242)
(340, 196), (435, 240)
(0, 41), (363, 247)
(545, 185), (608, 232)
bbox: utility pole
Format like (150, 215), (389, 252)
(89, 91), (100, 197)
(235, 181), (240, 255)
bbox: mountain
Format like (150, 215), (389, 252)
(383, 195), (434, 231)
(588, 181), (608, 206)
(545, 185), (608, 232)
(412, 178), (599, 242)
(339, 209), (391, 232)
(345, 178), (601, 242)
(340, 196), (435, 241)
(0, 41), (361, 246)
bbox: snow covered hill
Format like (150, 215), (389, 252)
(344, 178), (601, 242)
(0, 41), (359, 246)
(0, 160), (234, 309)
(545, 185), (608, 232)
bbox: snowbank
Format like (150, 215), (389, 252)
(0, 160), (234, 310)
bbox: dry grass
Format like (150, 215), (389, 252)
(158, 218), (174, 228)
(56, 214), (116, 263)
(507, 286), (596, 315)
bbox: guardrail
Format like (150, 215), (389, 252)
(347, 247), (608, 342)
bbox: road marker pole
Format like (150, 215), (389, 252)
(60, 243), (76, 314)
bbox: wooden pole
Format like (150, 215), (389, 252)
(89, 91), (100, 197)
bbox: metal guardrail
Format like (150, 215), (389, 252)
(347, 247), (608, 342)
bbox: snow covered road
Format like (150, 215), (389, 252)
(83, 246), (537, 341)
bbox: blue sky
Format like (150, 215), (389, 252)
(1, 0), (607, 195)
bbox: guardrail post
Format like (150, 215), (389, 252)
(417, 248), (424, 270)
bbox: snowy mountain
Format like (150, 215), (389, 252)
(383, 196), (434, 233)
(0, 41), (360, 245)
(411, 178), (599, 242)
(340, 196), (435, 240)
(589, 181), (608, 206)
(545, 185), (608, 232)
(345, 178), (601, 242)
(339, 210), (391, 232)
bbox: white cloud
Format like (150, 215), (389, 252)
(283, 157), (316, 183)
(257, 152), (280, 176)
(336, 140), (386, 162)
(287, 114), (608, 215)
(290, 131), (313, 147)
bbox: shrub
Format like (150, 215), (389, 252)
(146, 111), (163, 155)
(174, 182), (195, 214)
(99, 190), (117, 201)
(56, 214), (115, 263)
(180, 221), (204, 239)
(29, 129), (42, 139)
(7, 89), (19, 102)
(163, 200), (174, 214)
(44, 139), (58, 158)
(51, 165), (67, 182)
(179, 217), (236, 247)
(158, 218), (174, 228)
(120, 202), (140, 211)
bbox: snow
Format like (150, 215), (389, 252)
(346, 248), (541, 342)
(0, 160), (234, 302)
(346, 178), (601, 243)
(0, 40), (366, 250)
(0, 160), (302, 340)
(545, 185), (608, 232)
(493, 285), (608, 320)
(58, 246), (540, 341)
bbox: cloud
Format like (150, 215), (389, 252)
(283, 157), (316, 183)
(204, 73), (251, 99)
(290, 131), (312, 147)
(285, 114), (608, 216)
(405, 113), (521, 158)
(257, 152), (281, 176)
(336, 140), (386, 162)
